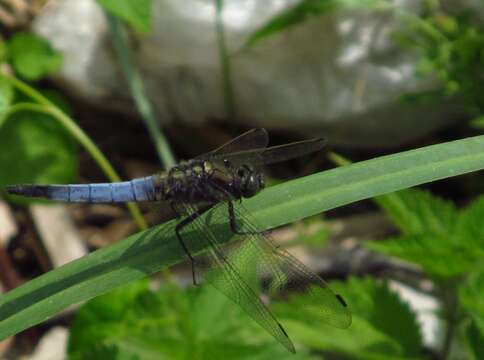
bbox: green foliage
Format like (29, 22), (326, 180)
(395, 5), (484, 114)
(0, 33), (77, 197)
(366, 189), (484, 358)
(367, 190), (484, 277)
(275, 277), (422, 359)
(245, 0), (390, 48)
(0, 111), (77, 194)
(375, 189), (457, 236)
(3, 135), (484, 341)
(0, 80), (13, 120)
(459, 267), (484, 332)
(68, 280), (310, 360)
(283, 216), (329, 249)
(7, 33), (63, 81)
(68, 276), (425, 359)
(470, 116), (484, 129)
(466, 321), (484, 360)
(96, 0), (153, 33)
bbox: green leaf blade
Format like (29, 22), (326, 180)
(2, 135), (484, 339)
(96, 0), (152, 33)
(245, 0), (390, 48)
(248, 135), (484, 230)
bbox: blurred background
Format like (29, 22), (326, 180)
(0, 0), (484, 359)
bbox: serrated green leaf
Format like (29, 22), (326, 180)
(343, 277), (422, 356)
(368, 191), (484, 278)
(3, 135), (484, 340)
(69, 281), (308, 359)
(0, 112), (77, 195)
(455, 196), (484, 251)
(7, 33), (63, 81)
(459, 268), (484, 328)
(366, 234), (476, 277)
(96, 0), (152, 33)
(274, 277), (422, 359)
(245, 0), (391, 48)
(69, 344), (130, 360)
(375, 189), (457, 236)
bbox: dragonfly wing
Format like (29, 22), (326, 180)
(208, 138), (325, 168)
(180, 202), (296, 353)
(196, 128), (269, 161)
(259, 138), (326, 165)
(227, 202), (352, 329)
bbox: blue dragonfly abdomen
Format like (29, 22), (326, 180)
(6, 176), (158, 203)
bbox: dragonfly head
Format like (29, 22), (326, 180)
(236, 165), (265, 198)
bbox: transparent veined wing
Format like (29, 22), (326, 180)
(179, 202), (297, 353)
(178, 201), (351, 353)
(196, 128), (269, 160)
(228, 202), (351, 329)
(208, 138), (326, 168)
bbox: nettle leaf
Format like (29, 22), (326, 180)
(459, 268), (484, 331)
(369, 191), (484, 278)
(367, 234), (475, 277)
(0, 111), (77, 196)
(245, 0), (389, 48)
(69, 280), (307, 360)
(455, 196), (484, 252)
(96, 0), (152, 33)
(375, 189), (458, 236)
(274, 277), (422, 359)
(7, 33), (63, 81)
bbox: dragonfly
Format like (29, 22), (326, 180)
(7, 128), (351, 353)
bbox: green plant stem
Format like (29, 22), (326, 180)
(106, 14), (176, 169)
(441, 290), (459, 359)
(215, 0), (236, 119)
(1, 75), (148, 230)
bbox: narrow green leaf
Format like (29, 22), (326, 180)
(244, 0), (390, 48)
(96, 0), (152, 33)
(0, 80), (14, 122)
(466, 320), (484, 360)
(247, 134), (484, 230)
(2, 135), (484, 339)
(7, 33), (63, 81)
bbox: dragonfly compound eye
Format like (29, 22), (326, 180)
(239, 168), (262, 198)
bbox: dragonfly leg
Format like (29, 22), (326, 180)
(227, 201), (260, 235)
(175, 205), (213, 286)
